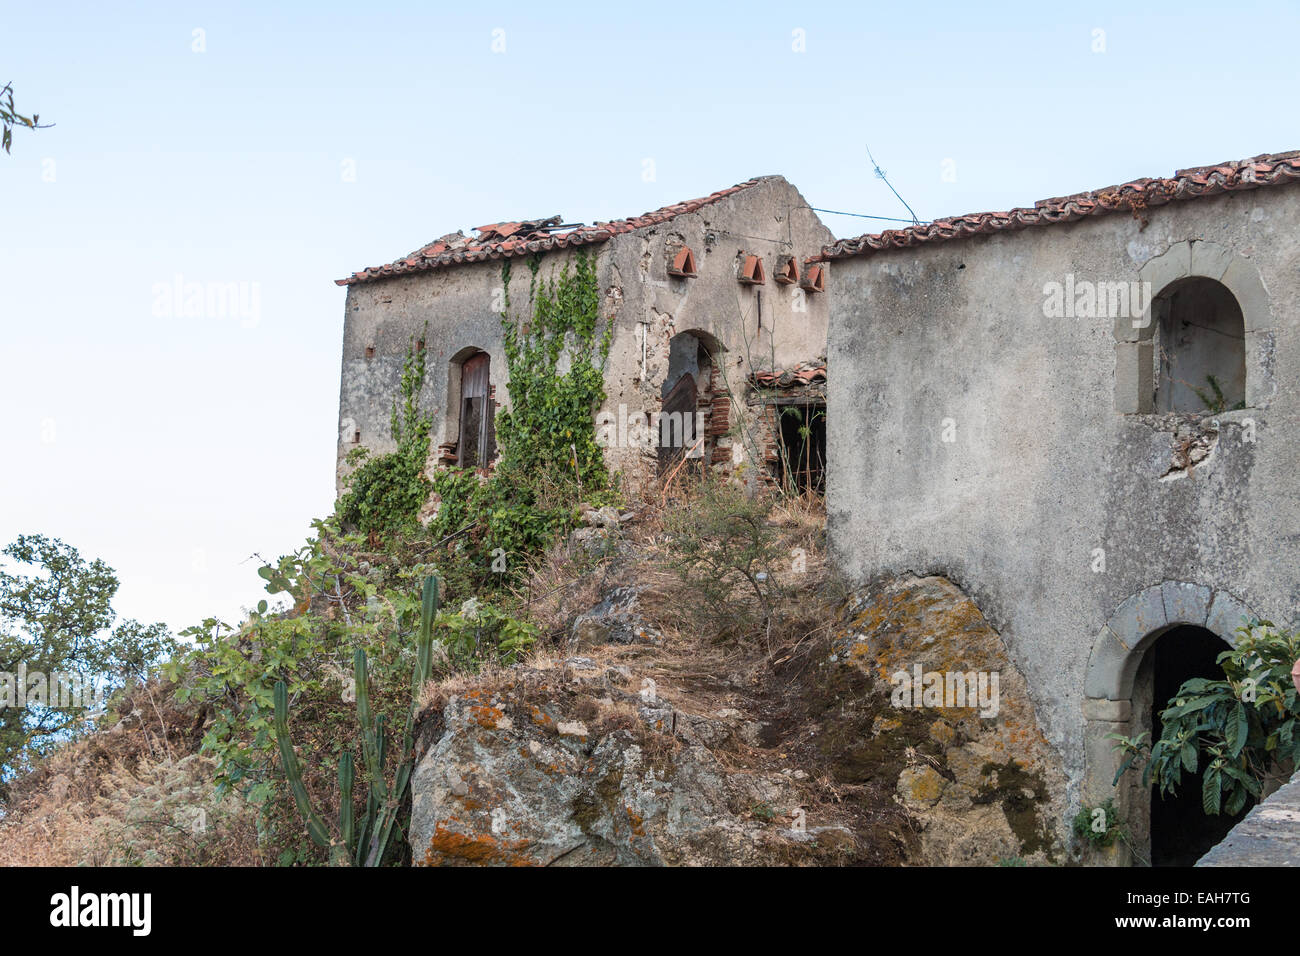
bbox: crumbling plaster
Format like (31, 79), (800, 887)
(337, 176), (833, 493)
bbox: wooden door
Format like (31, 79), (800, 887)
(459, 353), (491, 469)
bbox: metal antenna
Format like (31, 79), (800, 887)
(866, 145), (921, 225)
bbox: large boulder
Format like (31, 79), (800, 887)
(409, 659), (851, 866)
(569, 587), (662, 651)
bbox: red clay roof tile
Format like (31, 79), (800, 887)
(817, 151), (1300, 263)
(750, 362), (827, 387)
(336, 180), (770, 286)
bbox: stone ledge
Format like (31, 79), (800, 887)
(1197, 772), (1300, 867)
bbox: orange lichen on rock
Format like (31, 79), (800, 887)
(468, 703), (506, 729)
(421, 822), (534, 867)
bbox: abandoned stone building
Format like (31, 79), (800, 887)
(338, 150), (1300, 865)
(334, 175), (833, 496)
(821, 150), (1300, 865)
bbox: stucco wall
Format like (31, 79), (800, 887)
(337, 176), (832, 493)
(826, 184), (1300, 810)
(598, 176), (833, 481)
(338, 259), (504, 489)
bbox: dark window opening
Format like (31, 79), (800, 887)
(1149, 625), (1252, 867)
(1155, 278), (1246, 413)
(775, 402), (826, 494)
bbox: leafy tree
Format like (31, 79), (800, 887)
(0, 534), (177, 783)
(0, 82), (50, 154)
(1110, 620), (1300, 816)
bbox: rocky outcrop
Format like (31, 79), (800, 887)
(409, 659), (852, 866)
(813, 574), (1069, 864)
(409, 571), (1067, 866)
(569, 587), (662, 651)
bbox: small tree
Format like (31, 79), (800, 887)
(1110, 620), (1300, 816)
(0, 535), (177, 782)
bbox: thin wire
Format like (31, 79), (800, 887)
(710, 228), (794, 246)
(808, 206), (926, 224)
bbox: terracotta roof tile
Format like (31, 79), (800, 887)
(817, 151), (1300, 263)
(337, 179), (771, 286)
(750, 362), (827, 388)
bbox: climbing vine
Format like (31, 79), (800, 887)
(495, 252), (611, 486)
(426, 251), (614, 598)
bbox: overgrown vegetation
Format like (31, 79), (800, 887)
(426, 251), (615, 597)
(661, 477), (791, 644)
(1110, 620), (1300, 816)
(146, 252), (609, 863)
(1072, 798), (1125, 850)
(272, 575), (439, 866)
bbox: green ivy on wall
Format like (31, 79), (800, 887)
(427, 251), (614, 597)
(495, 252), (611, 487)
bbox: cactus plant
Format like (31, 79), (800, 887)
(273, 573), (440, 866)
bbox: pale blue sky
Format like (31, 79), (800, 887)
(2, 1), (1295, 634)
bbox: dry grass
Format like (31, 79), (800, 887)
(0, 750), (261, 866)
(0, 681), (261, 866)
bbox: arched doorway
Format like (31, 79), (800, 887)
(1137, 624), (1252, 866)
(1083, 583), (1257, 865)
(658, 330), (722, 475)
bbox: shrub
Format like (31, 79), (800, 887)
(1110, 620), (1300, 816)
(1072, 799), (1124, 849)
(661, 477), (788, 643)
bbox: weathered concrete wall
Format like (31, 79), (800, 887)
(337, 246), (598, 492)
(337, 177), (832, 494)
(597, 176), (833, 484)
(826, 184), (1300, 836)
(339, 260), (505, 489)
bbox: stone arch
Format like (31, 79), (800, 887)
(1085, 582), (1253, 703)
(1114, 240), (1273, 413)
(1081, 581), (1256, 862)
(658, 330), (724, 473)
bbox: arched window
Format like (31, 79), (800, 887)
(1117, 240), (1269, 414)
(1153, 278), (1245, 413)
